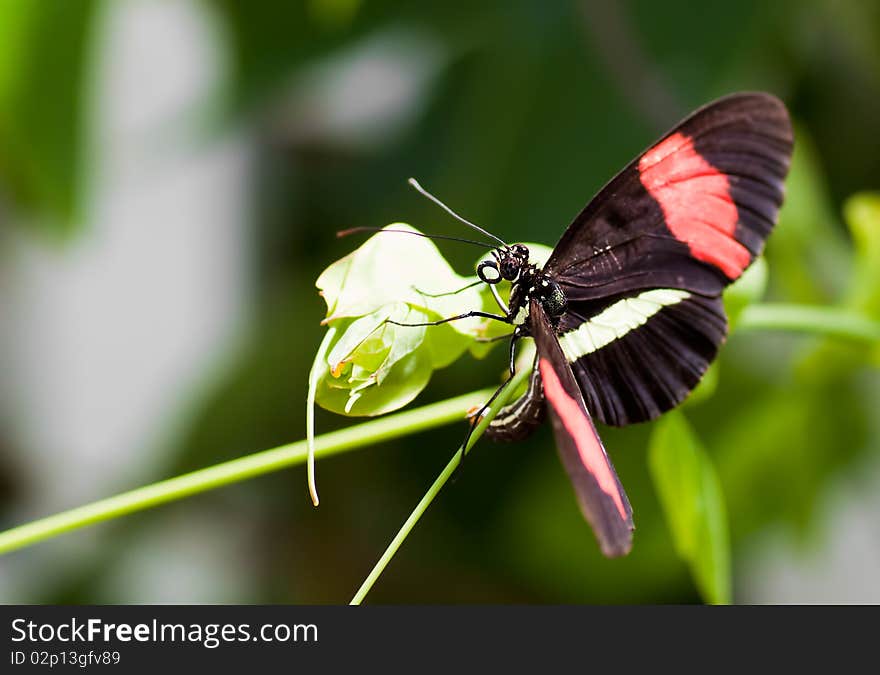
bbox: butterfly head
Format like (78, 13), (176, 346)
(502, 244), (530, 279)
(478, 244), (530, 284)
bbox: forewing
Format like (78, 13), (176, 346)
(545, 92), (793, 300)
(531, 299), (633, 557)
(542, 93), (791, 426)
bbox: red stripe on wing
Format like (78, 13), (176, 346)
(538, 357), (628, 520)
(638, 132), (749, 279)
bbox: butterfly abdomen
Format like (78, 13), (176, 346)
(484, 364), (546, 442)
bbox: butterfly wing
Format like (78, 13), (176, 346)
(544, 92), (792, 426)
(530, 299), (634, 557)
(545, 92), (793, 297)
(557, 290), (727, 426)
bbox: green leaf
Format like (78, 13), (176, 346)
(792, 194), (880, 374)
(317, 222), (483, 333)
(327, 306), (398, 373)
(312, 235), (557, 415)
(422, 316), (472, 369)
(648, 411), (731, 604)
(313, 224), (482, 416)
(0, 0), (97, 232)
(842, 193), (880, 319)
(316, 343), (434, 416)
(307, 0), (362, 30)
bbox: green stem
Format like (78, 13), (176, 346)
(0, 387), (496, 556)
(737, 304), (880, 342)
(350, 365), (532, 605)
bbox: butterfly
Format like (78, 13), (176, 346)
(399, 92), (793, 557)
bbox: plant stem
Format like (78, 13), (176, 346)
(350, 366), (532, 605)
(0, 387), (496, 556)
(737, 304), (880, 342)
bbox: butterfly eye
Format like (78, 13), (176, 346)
(499, 257), (521, 280)
(477, 260), (502, 284)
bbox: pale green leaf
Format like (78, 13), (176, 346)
(649, 411), (732, 604)
(326, 306), (398, 374)
(313, 224), (486, 416)
(421, 315), (472, 369)
(0, 1), (97, 231)
(843, 193), (880, 318)
(315, 346), (433, 416)
(317, 222), (482, 334)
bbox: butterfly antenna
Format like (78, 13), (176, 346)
(336, 227), (494, 249)
(408, 178), (508, 249)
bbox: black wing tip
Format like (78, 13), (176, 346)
(599, 532), (634, 558)
(705, 91), (794, 139)
(688, 91), (793, 141)
(715, 90), (784, 102)
(594, 504), (635, 558)
(708, 90), (789, 112)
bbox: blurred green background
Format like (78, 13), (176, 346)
(0, 0), (878, 603)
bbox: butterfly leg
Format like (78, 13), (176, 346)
(474, 333), (514, 343)
(386, 310), (510, 328)
(411, 280), (483, 298)
(454, 331), (520, 477)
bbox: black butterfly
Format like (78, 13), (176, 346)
(397, 92), (793, 557)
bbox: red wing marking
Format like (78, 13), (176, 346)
(638, 132), (749, 279)
(538, 358), (628, 520)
